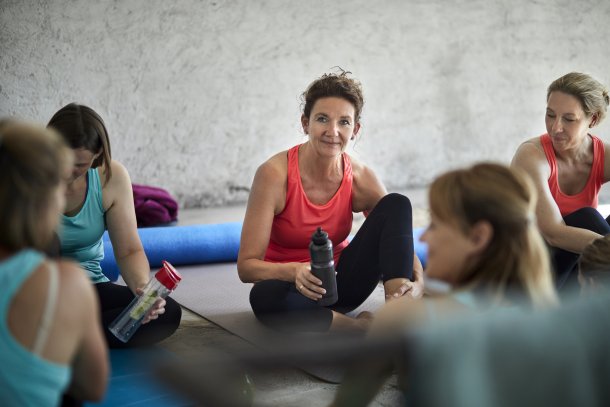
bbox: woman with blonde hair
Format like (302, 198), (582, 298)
(512, 72), (610, 290)
(0, 121), (108, 405)
(331, 163), (558, 407)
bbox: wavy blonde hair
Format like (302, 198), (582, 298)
(429, 163), (558, 309)
(547, 72), (609, 125)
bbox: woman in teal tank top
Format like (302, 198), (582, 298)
(0, 121), (108, 405)
(48, 104), (182, 349)
(332, 163), (560, 406)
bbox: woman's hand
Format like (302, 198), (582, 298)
(384, 277), (424, 301)
(294, 263), (326, 301)
(401, 280), (424, 299)
(135, 287), (167, 324)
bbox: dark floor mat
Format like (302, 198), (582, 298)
(170, 262), (385, 383)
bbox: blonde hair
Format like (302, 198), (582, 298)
(547, 72), (609, 125)
(0, 120), (71, 251)
(579, 235), (610, 279)
(429, 163), (558, 309)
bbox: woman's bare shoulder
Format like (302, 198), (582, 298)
(256, 150), (289, 183)
(54, 259), (96, 298)
(513, 136), (548, 171)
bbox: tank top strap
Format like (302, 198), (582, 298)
(286, 145), (301, 198)
(91, 167), (105, 214)
(591, 135), (605, 187)
(32, 262), (59, 356)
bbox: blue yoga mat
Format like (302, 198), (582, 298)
(84, 348), (189, 407)
(100, 222), (242, 281)
(100, 223), (427, 282)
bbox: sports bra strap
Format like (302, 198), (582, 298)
(32, 262), (59, 356)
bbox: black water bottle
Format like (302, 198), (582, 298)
(309, 227), (338, 306)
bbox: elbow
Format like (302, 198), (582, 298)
(88, 384), (106, 403)
(88, 366), (109, 401)
(237, 261), (254, 283)
(72, 378), (107, 402)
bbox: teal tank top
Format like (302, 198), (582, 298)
(60, 168), (109, 283)
(425, 290), (480, 322)
(0, 250), (71, 406)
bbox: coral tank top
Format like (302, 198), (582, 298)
(264, 144), (353, 265)
(540, 133), (605, 216)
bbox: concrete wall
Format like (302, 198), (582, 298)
(2, 0), (610, 207)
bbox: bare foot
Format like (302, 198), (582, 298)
(355, 311), (374, 330)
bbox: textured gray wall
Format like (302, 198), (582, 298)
(2, 0), (610, 207)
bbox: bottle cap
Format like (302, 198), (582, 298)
(311, 227), (329, 245)
(155, 261), (182, 290)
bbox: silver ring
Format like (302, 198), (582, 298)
(299, 284), (304, 290)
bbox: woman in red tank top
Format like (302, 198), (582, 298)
(512, 72), (610, 290)
(238, 70), (424, 332)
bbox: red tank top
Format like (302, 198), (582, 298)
(540, 133), (605, 216)
(264, 144), (353, 264)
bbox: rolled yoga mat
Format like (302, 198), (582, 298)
(100, 223), (427, 282)
(100, 222), (243, 281)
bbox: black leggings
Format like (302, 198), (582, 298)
(249, 193), (414, 332)
(95, 282), (182, 348)
(551, 207), (610, 290)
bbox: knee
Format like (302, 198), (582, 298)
(249, 281), (288, 316)
(376, 193), (412, 217)
(564, 207), (608, 232)
(568, 207), (599, 218)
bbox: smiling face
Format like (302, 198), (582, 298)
(545, 91), (595, 152)
(301, 97), (360, 157)
(420, 214), (478, 285)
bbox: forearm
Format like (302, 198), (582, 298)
(237, 258), (298, 283)
(116, 249), (150, 292)
(544, 225), (602, 254)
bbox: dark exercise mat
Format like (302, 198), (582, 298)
(170, 262), (386, 383)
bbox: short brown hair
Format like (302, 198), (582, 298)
(301, 69), (364, 122)
(547, 72), (609, 125)
(0, 121), (70, 251)
(48, 103), (113, 185)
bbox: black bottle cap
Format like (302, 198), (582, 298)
(311, 227), (328, 245)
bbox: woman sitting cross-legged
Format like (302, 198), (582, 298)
(238, 70), (424, 332)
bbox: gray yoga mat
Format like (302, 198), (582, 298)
(170, 262), (386, 383)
